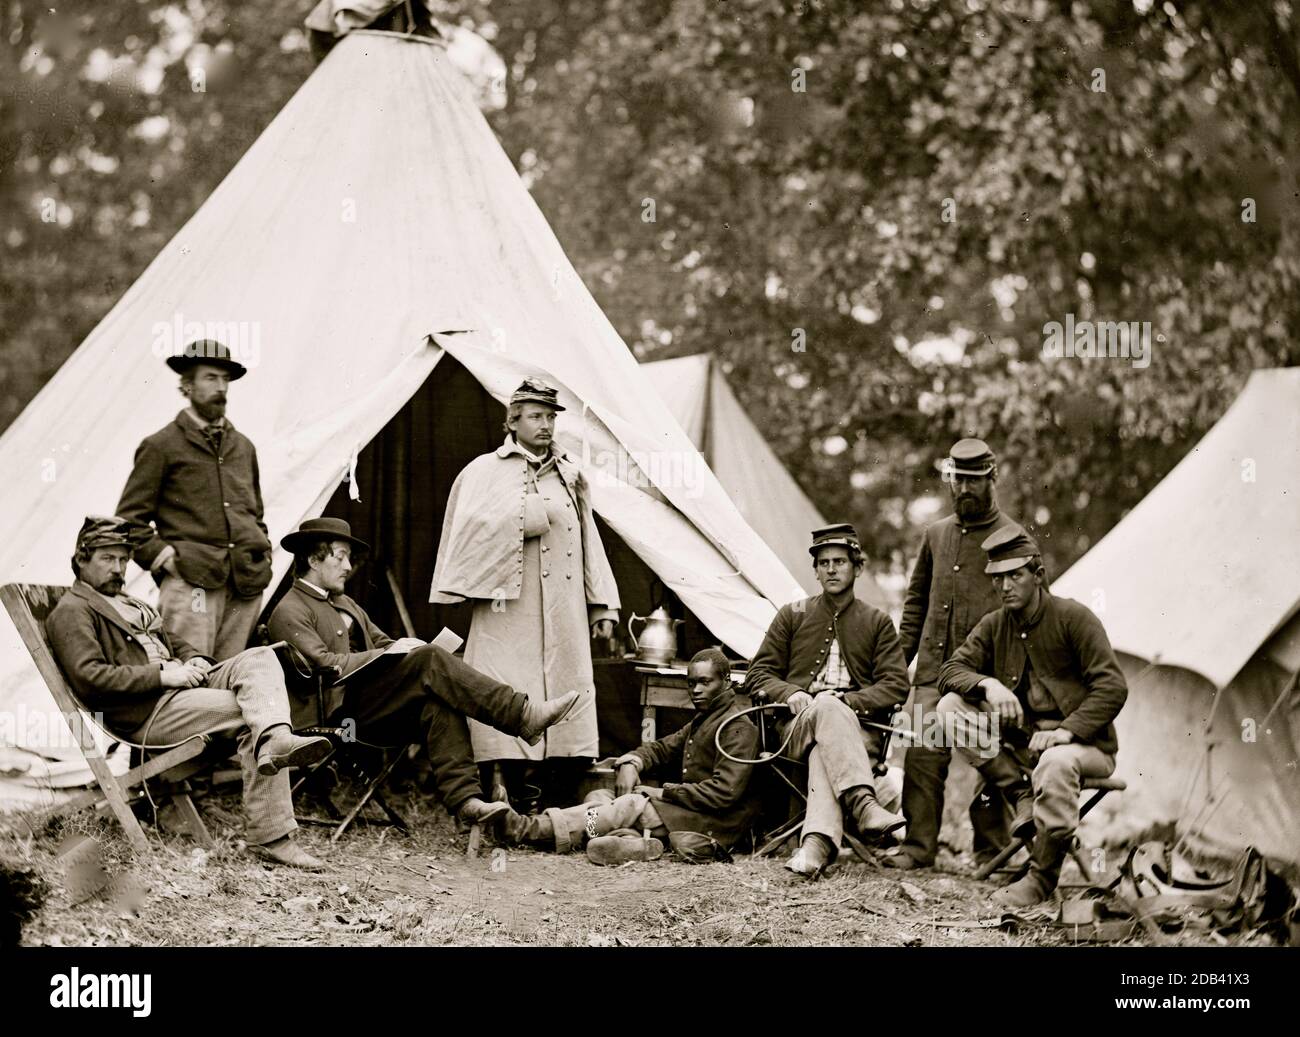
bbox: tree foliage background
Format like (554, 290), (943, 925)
(2, 0), (1298, 596)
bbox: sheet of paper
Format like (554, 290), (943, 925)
(431, 627), (464, 653)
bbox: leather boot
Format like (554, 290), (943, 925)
(843, 785), (906, 843)
(976, 753), (1034, 842)
(502, 808), (553, 846)
(991, 829), (1071, 908)
(544, 803), (597, 853)
(587, 829), (665, 865)
(503, 796), (629, 852)
(457, 797), (512, 825)
(785, 833), (834, 879)
(255, 727), (333, 776)
(518, 690), (583, 745)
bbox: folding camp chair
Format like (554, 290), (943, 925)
(0, 583), (235, 854)
(750, 692), (903, 864)
(266, 633), (410, 844)
(974, 775), (1128, 881)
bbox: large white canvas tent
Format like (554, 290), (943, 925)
(1054, 368), (1300, 865)
(642, 354), (885, 606)
(0, 32), (805, 799)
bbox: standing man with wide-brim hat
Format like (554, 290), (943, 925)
(430, 377), (619, 795)
(116, 339), (273, 660)
(887, 438), (1021, 871)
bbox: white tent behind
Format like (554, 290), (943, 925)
(0, 32), (803, 791)
(1055, 368), (1300, 864)
(642, 354), (887, 607)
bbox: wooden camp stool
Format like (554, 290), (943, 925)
(262, 624), (411, 845)
(751, 697), (903, 864)
(1, 583), (229, 854)
(974, 775), (1128, 881)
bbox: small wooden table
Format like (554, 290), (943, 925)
(633, 660), (749, 744)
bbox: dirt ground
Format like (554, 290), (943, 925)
(0, 766), (1213, 949)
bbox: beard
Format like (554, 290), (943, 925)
(192, 397), (226, 422)
(953, 487), (993, 520)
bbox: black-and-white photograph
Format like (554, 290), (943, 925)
(0, 0), (1296, 984)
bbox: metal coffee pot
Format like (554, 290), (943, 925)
(628, 607), (683, 665)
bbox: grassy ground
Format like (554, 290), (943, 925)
(0, 766), (1207, 948)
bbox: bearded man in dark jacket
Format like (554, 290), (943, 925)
(116, 341), (272, 660)
(888, 438), (1020, 870)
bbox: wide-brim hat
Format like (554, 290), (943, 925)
(808, 522), (861, 557)
(935, 437), (996, 478)
(76, 515), (135, 554)
(982, 524), (1039, 574)
(509, 377), (565, 412)
(164, 339), (248, 380)
(280, 516), (370, 557)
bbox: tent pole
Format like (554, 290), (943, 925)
(700, 353), (715, 466)
(386, 565), (418, 638)
(1257, 668), (1300, 729)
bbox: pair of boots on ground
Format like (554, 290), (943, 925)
(917, 749), (1072, 908)
(786, 782), (908, 878)
(503, 789), (728, 865)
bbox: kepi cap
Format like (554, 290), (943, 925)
(509, 377), (565, 412)
(936, 438), (996, 478)
(982, 524), (1040, 575)
(76, 515), (135, 555)
(809, 523), (861, 558)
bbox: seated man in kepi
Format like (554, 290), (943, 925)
(937, 524), (1127, 907)
(47, 517), (333, 869)
(266, 517), (581, 828)
(745, 523), (910, 878)
(503, 648), (760, 864)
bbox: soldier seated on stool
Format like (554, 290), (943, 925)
(937, 525), (1127, 907)
(504, 648), (760, 864)
(745, 523), (910, 879)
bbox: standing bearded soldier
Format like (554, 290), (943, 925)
(116, 340), (272, 660)
(886, 439), (1018, 871)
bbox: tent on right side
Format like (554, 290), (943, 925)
(1053, 367), (1300, 867)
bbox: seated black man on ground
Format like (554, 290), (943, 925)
(503, 648), (760, 864)
(46, 516), (332, 870)
(266, 517), (580, 828)
(745, 523), (911, 879)
(936, 524), (1127, 907)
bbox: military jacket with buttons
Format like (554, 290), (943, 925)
(745, 594), (910, 715)
(937, 592), (1126, 754)
(898, 509), (1011, 686)
(47, 580), (211, 733)
(629, 693), (760, 846)
(267, 579), (394, 729)
(429, 436), (619, 612)
(115, 411), (273, 595)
